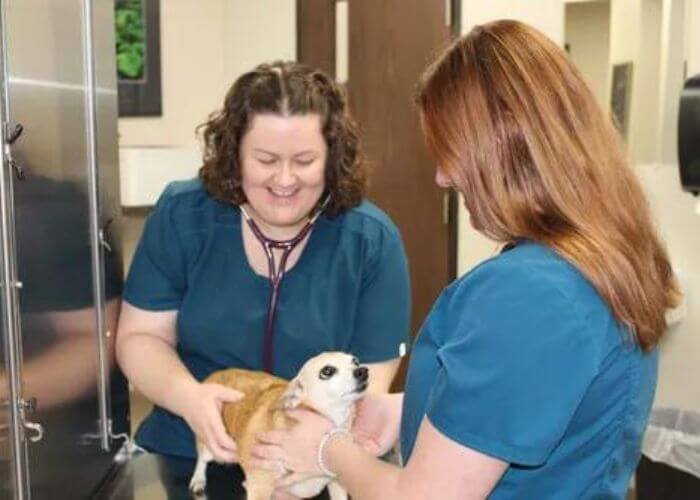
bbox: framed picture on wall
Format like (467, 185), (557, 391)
(610, 62), (633, 139)
(115, 0), (162, 117)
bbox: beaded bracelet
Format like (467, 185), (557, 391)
(317, 427), (352, 477)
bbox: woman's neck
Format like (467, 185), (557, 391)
(241, 204), (308, 241)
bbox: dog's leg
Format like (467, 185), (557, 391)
(327, 481), (348, 500)
(188, 445), (213, 497)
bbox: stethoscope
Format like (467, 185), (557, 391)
(239, 195), (330, 373)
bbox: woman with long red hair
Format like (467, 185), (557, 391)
(251, 20), (680, 499)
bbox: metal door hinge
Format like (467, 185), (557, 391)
(1, 398), (44, 443)
(23, 421), (43, 443)
(5, 122), (23, 145)
(9, 158), (24, 180)
(98, 218), (113, 253)
(20, 397), (44, 442)
(4, 122), (26, 180)
(19, 397), (36, 414)
(98, 228), (112, 253)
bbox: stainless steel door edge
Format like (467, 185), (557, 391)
(0, 0), (29, 497)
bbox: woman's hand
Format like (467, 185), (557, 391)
(351, 392), (403, 456)
(250, 409), (334, 476)
(179, 382), (243, 463)
(271, 489), (301, 500)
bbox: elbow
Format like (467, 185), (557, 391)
(114, 328), (129, 373)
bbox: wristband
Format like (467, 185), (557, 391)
(317, 427), (352, 477)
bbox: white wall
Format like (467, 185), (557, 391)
(461, 0), (565, 45)
(565, 1), (611, 109)
(687, 0), (700, 75)
(650, 0), (700, 413)
(657, 0), (686, 163)
(118, 0), (295, 148)
(638, 164), (700, 412)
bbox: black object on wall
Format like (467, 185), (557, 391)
(678, 74), (700, 196)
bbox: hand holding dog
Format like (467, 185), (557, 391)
(251, 408), (334, 478)
(180, 382), (243, 463)
(351, 392), (403, 456)
(250, 392), (402, 478)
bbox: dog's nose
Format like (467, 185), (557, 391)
(354, 367), (369, 382)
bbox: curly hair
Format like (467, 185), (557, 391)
(197, 61), (366, 216)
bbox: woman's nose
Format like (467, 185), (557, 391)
(274, 162), (296, 186)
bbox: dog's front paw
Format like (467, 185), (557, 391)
(188, 478), (207, 498)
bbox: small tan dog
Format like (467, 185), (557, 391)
(188, 352), (369, 499)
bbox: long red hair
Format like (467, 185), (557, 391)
(416, 20), (680, 351)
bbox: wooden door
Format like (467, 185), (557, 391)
(298, 0), (459, 389)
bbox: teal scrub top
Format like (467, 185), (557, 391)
(401, 241), (657, 499)
(124, 179), (410, 458)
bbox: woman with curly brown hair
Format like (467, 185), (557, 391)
(250, 21), (681, 499)
(115, 62), (410, 495)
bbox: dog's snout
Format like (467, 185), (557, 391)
(354, 366), (369, 382)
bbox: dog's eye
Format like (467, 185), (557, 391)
(351, 357), (360, 367)
(319, 365), (337, 380)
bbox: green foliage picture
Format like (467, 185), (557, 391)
(115, 0), (146, 80)
(116, 0), (161, 116)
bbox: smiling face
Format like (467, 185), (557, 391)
(239, 113), (327, 238)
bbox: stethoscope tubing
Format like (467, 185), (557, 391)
(240, 196), (330, 372)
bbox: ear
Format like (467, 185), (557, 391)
(278, 378), (305, 409)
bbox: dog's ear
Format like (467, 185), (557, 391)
(278, 378), (305, 409)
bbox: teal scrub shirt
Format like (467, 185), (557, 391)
(124, 179), (410, 458)
(401, 241), (657, 499)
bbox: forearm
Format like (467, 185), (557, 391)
(329, 418), (506, 500)
(116, 333), (197, 416)
(17, 336), (101, 409)
(326, 435), (406, 500)
(366, 359), (400, 393)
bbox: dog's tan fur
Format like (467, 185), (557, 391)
(208, 369), (293, 489)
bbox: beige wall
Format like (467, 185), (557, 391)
(118, 1), (296, 270)
(638, 163), (700, 413)
(688, 0), (700, 75)
(657, 0), (686, 163)
(565, 1), (611, 109)
(461, 0), (565, 44)
(648, 0), (700, 413)
(118, 0), (296, 149)
(118, 1), (227, 147)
